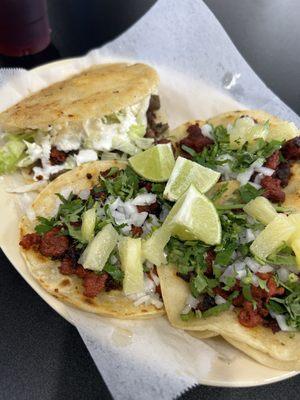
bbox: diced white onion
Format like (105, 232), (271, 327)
(131, 193), (157, 206)
(150, 270), (160, 286)
(248, 181), (261, 190)
(255, 166), (274, 176)
(134, 295), (151, 307)
(258, 265), (274, 273)
(239, 229), (255, 244)
(201, 124), (214, 139)
(254, 173), (264, 186)
(270, 312), (296, 332)
(75, 149), (98, 165)
(245, 257), (261, 273)
(131, 211), (148, 227)
(78, 188), (90, 200)
(277, 267), (290, 282)
(215, 295), (227, 305)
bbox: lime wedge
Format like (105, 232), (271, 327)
(168, 184), (221, 244)
(142, 185), (221, 265)
(163, 156), (220, 201)
(129, 143), (175, 182)
(250, 215), (295, 260)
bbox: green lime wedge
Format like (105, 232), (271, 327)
(129, 143), (175, 182)
(163, 156), (220, 201)
(169, 184), (221, 244)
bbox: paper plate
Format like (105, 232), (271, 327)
(0, 58), (298, 388)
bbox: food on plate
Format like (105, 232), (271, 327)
(19, 159), (170, 318)
(18, 107), (300, 368)
(0, 63), (168, 184)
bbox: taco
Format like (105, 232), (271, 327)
(169, 110), (300, 207)
(19, 159), (171, 318)
(0, 63), (168, 185)
(154, 110), (300, 370)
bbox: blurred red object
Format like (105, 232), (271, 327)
(0, 0), (51, 57)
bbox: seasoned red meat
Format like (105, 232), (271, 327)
(264, 151), (280, 169)
(145, 129), (157, 139)
(204, 249), (215, 277)
(136, 201), (161, 216)
(267, 277), (285, 297)
(131, 225), (143, 237)
(274, 162), (291, 187)
(138, 181), (152, 192)
(261, 176), (285, 203)
(83, 272), (108, 297)
(59, 258), (74, 275)
(155, 138), (171, 145)
(39, 227), (69, 258)
(50, 147), (68, 165)
(19, 233), (41, 250)
(179, 124), (214, 154)
(281, 137), (300, 160)
(232, 293), (245, 307)
(238, 301), (263, 328)
(263, 318), (281, 334)
(213, 286), (230, 299)
(251, 285), (268, 301)
(196, 294), (216, 312)
(148, 94), (161, 112)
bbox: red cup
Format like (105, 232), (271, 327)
(0, 0), (51, 57)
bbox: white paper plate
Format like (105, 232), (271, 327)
(0, 58), (298, 388)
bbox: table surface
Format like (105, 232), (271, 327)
(1, 1), (300, 399)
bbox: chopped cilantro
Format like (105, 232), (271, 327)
(238, 183), (264, 203)
(202, 302), (230, 317)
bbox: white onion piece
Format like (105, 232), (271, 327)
(150, 270), (160, 286)
(239, 229), (255, 244)
(251, 275), (259, 287)
(255, 166), (274, 176)
(78, 188), (90, 200)
(201, 124), (214, 139)
(254, 173), (264, 186)
(236, 168), (254, 186)
(270, 312), (296, 332)
(134, 295), (151, 307)
(258, 264), (274, 273)
(277, 267), (290, 282)
(131, 211), (148, 227)
(245, 257), (261, 273)
(132, 193), (157, 206)
(248, 182), (261, 190)
(150, 297), (164, 309)
(215, 295), (227, 305)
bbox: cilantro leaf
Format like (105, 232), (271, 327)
(202, 302), (230, 317)
(35, 216), (57, 234)
(103, 263), (124, 283)
(238, 183), (264, 203)
(190, 274), (207, 297)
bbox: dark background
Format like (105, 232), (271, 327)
(1, 1), (300, 399)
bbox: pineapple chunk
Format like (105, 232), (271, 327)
(287, 213), (300, 244)
(119, 237), (144, 295)
(244, 196), (277, 225)
(79, 224), (118, 271)
(250, 215), (295, 259)
(229, 117), (255, 149)
(291, 239), (300, 269)
(267, 121), (299, 142)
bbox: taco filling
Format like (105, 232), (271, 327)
(0, 63), (168, 182)
(177, 114), (300, 204)
(20, 165), (170, 306)
(0, 94), (167, 181)
(162, 186), (300, 333)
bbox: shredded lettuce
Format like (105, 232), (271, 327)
(0, 136), (26, 174)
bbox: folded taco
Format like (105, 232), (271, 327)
(0, 63), (168, 185)
(152, 110), (300, 370)
(19, 159), (173, 318)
